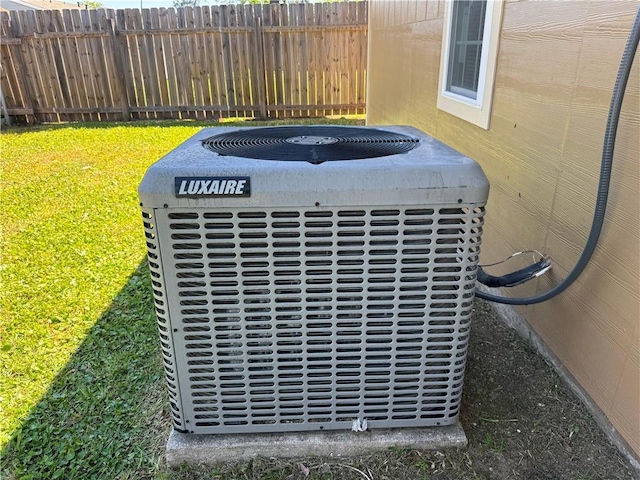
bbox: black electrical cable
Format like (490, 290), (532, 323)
(476, 7), (640, 306)
(477, 258), (550, 288)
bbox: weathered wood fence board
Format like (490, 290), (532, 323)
(0, 2), (367, 123)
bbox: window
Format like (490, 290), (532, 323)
(447, 1), (487, 100)
(438, 0), (504, 129)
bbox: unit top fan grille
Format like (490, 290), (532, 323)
(202, 126), (420, 164)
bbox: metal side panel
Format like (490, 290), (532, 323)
(152, 204), (485, 435)
(142, 208), (187, 431)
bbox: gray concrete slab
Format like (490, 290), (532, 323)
(166, 424), (467, 466)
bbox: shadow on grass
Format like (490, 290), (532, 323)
(0, 260), (170, 480)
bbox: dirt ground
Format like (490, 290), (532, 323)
(167, 300), (638, 480)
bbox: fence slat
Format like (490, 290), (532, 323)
(358, 0), (367, 115)
(261, 4), (274, 116)
(322, 4), (333, 117)
(61, 9), (87, 121)
(122, 10), (139, 119)
(141, 8), (158, 118)
(304, 3), (315, 118)
(90, 9), (114, 121)
(18, 12), (46, 120)
(347, 1), (356, 115)
(194, 7), (210, 120)
(176, 7), (194, 118)
(204, 6), (222, 117)
(295, 4), (306, 118)
(78, 10), (98, 120)
(279, 3), (289, 118)
(116, 9), (135, 120)
(32, 11), (58, 122)
(223, 5), (238, 118)
(26, 11), (53, 122)
(166, 7), (181, 116)
(157, 8), (177, 119)
(1, 14), (27, 121)
(141, 8), (160, 120)
(219, 4), (235, 118)
(235, 5), (251, 116)
(0, 3), (367, 123)
(252, 12), (266, 120)
(53, 9), (81, 122)
(77, 9), (102, 121)
(107, 15), (129, 120)
(268, 4), (282, 118)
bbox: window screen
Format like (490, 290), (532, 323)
(446, 0), (487, 100)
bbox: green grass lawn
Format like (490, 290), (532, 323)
(0, 117), (363, 479)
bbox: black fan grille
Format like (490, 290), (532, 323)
(202, 126), (419, 164)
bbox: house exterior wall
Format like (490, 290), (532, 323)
(367, 0), (639, 456)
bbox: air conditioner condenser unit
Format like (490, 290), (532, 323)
(139, 125), (489, 436)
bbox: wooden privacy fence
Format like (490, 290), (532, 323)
(0, 2), (367, 123)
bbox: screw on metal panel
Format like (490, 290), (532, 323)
(164, 204), (169, 208)
(315, 202), (320, 207)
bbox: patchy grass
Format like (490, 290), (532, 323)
(1, 122), (198, 447)
(1, 116), (636, 480)
(0, 120), (210, 479)
(1, 264), (167, 479)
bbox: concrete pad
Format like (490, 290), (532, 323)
(166, 424), (467, 466)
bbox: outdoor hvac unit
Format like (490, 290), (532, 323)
(139, 125), (489, 435)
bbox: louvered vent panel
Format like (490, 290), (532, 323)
(152, 205), (485, 434)
(142, 209), (185, 430)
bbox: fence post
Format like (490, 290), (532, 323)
(0, 81), (10, 126)
(253, 17), (267, 120)
(108, 18), (130, 121)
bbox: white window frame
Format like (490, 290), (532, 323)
(437, 0), (504, 130)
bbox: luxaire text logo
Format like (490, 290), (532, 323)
(175, 177), (251, 197)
